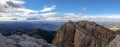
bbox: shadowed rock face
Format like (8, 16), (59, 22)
(52, 20), (117, 47)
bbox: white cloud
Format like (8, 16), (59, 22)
(41, 12), (58, 17)
(64, 13), (82, 18)
(19, 11), (120, 22)
(0, 0), (25, 4)
(82, 15), (120, 22)
(0, 0), (56, 21)
(82, 7), (87, 11)
(0, 0), (41, 21)
(0, 0), (25, 13)
(62, 14), (120, 22)
(0, 17), (11, 21)
(40, 5), (56, 12)
(42, 17), (62, 21)
(25, 12), (58, 20)
(15, 8), (39, 16)
(0, 0), (119, 22)
(0, 0), (39, 17)
(35, 13), (120, 22)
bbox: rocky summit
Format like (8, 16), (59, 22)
(0, 34), (56, 47)
(52, 20), (117, 47)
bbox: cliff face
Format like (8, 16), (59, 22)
(52, 20), (117, 47)
(108, 35), (120, 47)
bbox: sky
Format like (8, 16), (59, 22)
(0, 0), (120, 22)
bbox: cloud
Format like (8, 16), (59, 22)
(64, 13), (120, 22)
(24, 12), (120, 22)
(0, 0), (119, 22)
(31, 13), (120, 22)
(0, 0), (25, 13)
(6, 0), (25, 8)
(82, 7), (87, 11)
(25, 12), (58, 20)
(62, 14), (120, 22)
(82, 15), (120, 22)
(0, 17), (11, 21)
(0, 0), (41, 21)
(0, 0), (39, 17)
(40, 5), (56, 12)
(41, 12), (58, 17)
(0, 0), (55, 20)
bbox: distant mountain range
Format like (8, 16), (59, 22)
(0, 21), (119, 35)
(0, 21), (65, 32)
(0, 21), (63, 43)
(0, 21), (119, 32)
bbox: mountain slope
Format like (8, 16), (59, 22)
(0, 34), (56, 47)
(0, 21), (62, 32)
(1, 28), (56, 43)
(52, 20), (117, 47)
(27, 29), (56, 43)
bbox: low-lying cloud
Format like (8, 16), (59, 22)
(25, 12), (120, 22)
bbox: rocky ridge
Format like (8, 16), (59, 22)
(0, 34), (56, 47)
(108, 35), (120, 47)
(52, 20), (117, 47)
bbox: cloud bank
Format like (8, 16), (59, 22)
(0, 0), (120, 22)
(0, 0), (40, 21)
(25, 12), (120, 22)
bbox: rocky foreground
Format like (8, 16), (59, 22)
(52, 20), (120, 47)
(0, 34), (56, 47)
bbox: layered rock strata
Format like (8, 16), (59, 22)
(52, 20), (117, 47)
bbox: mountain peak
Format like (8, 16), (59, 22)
(52, 20), (117, 47)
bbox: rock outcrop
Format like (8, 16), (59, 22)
(52, 20), (117, 47)
(108, 35), (120, 47)
(0, 34), (56, 47)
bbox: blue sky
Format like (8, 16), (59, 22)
(0, 0), (120, 22)
(24, 0), (120, 15)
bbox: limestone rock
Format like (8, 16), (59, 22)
(0, 34), (56, 47)
(108, 35), (120, 47)
(52, 20), (116, 47)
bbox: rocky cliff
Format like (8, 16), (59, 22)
(52, 20), (117, 47)
(0, 34), (56, 47)
(108, 35), (120, 47)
